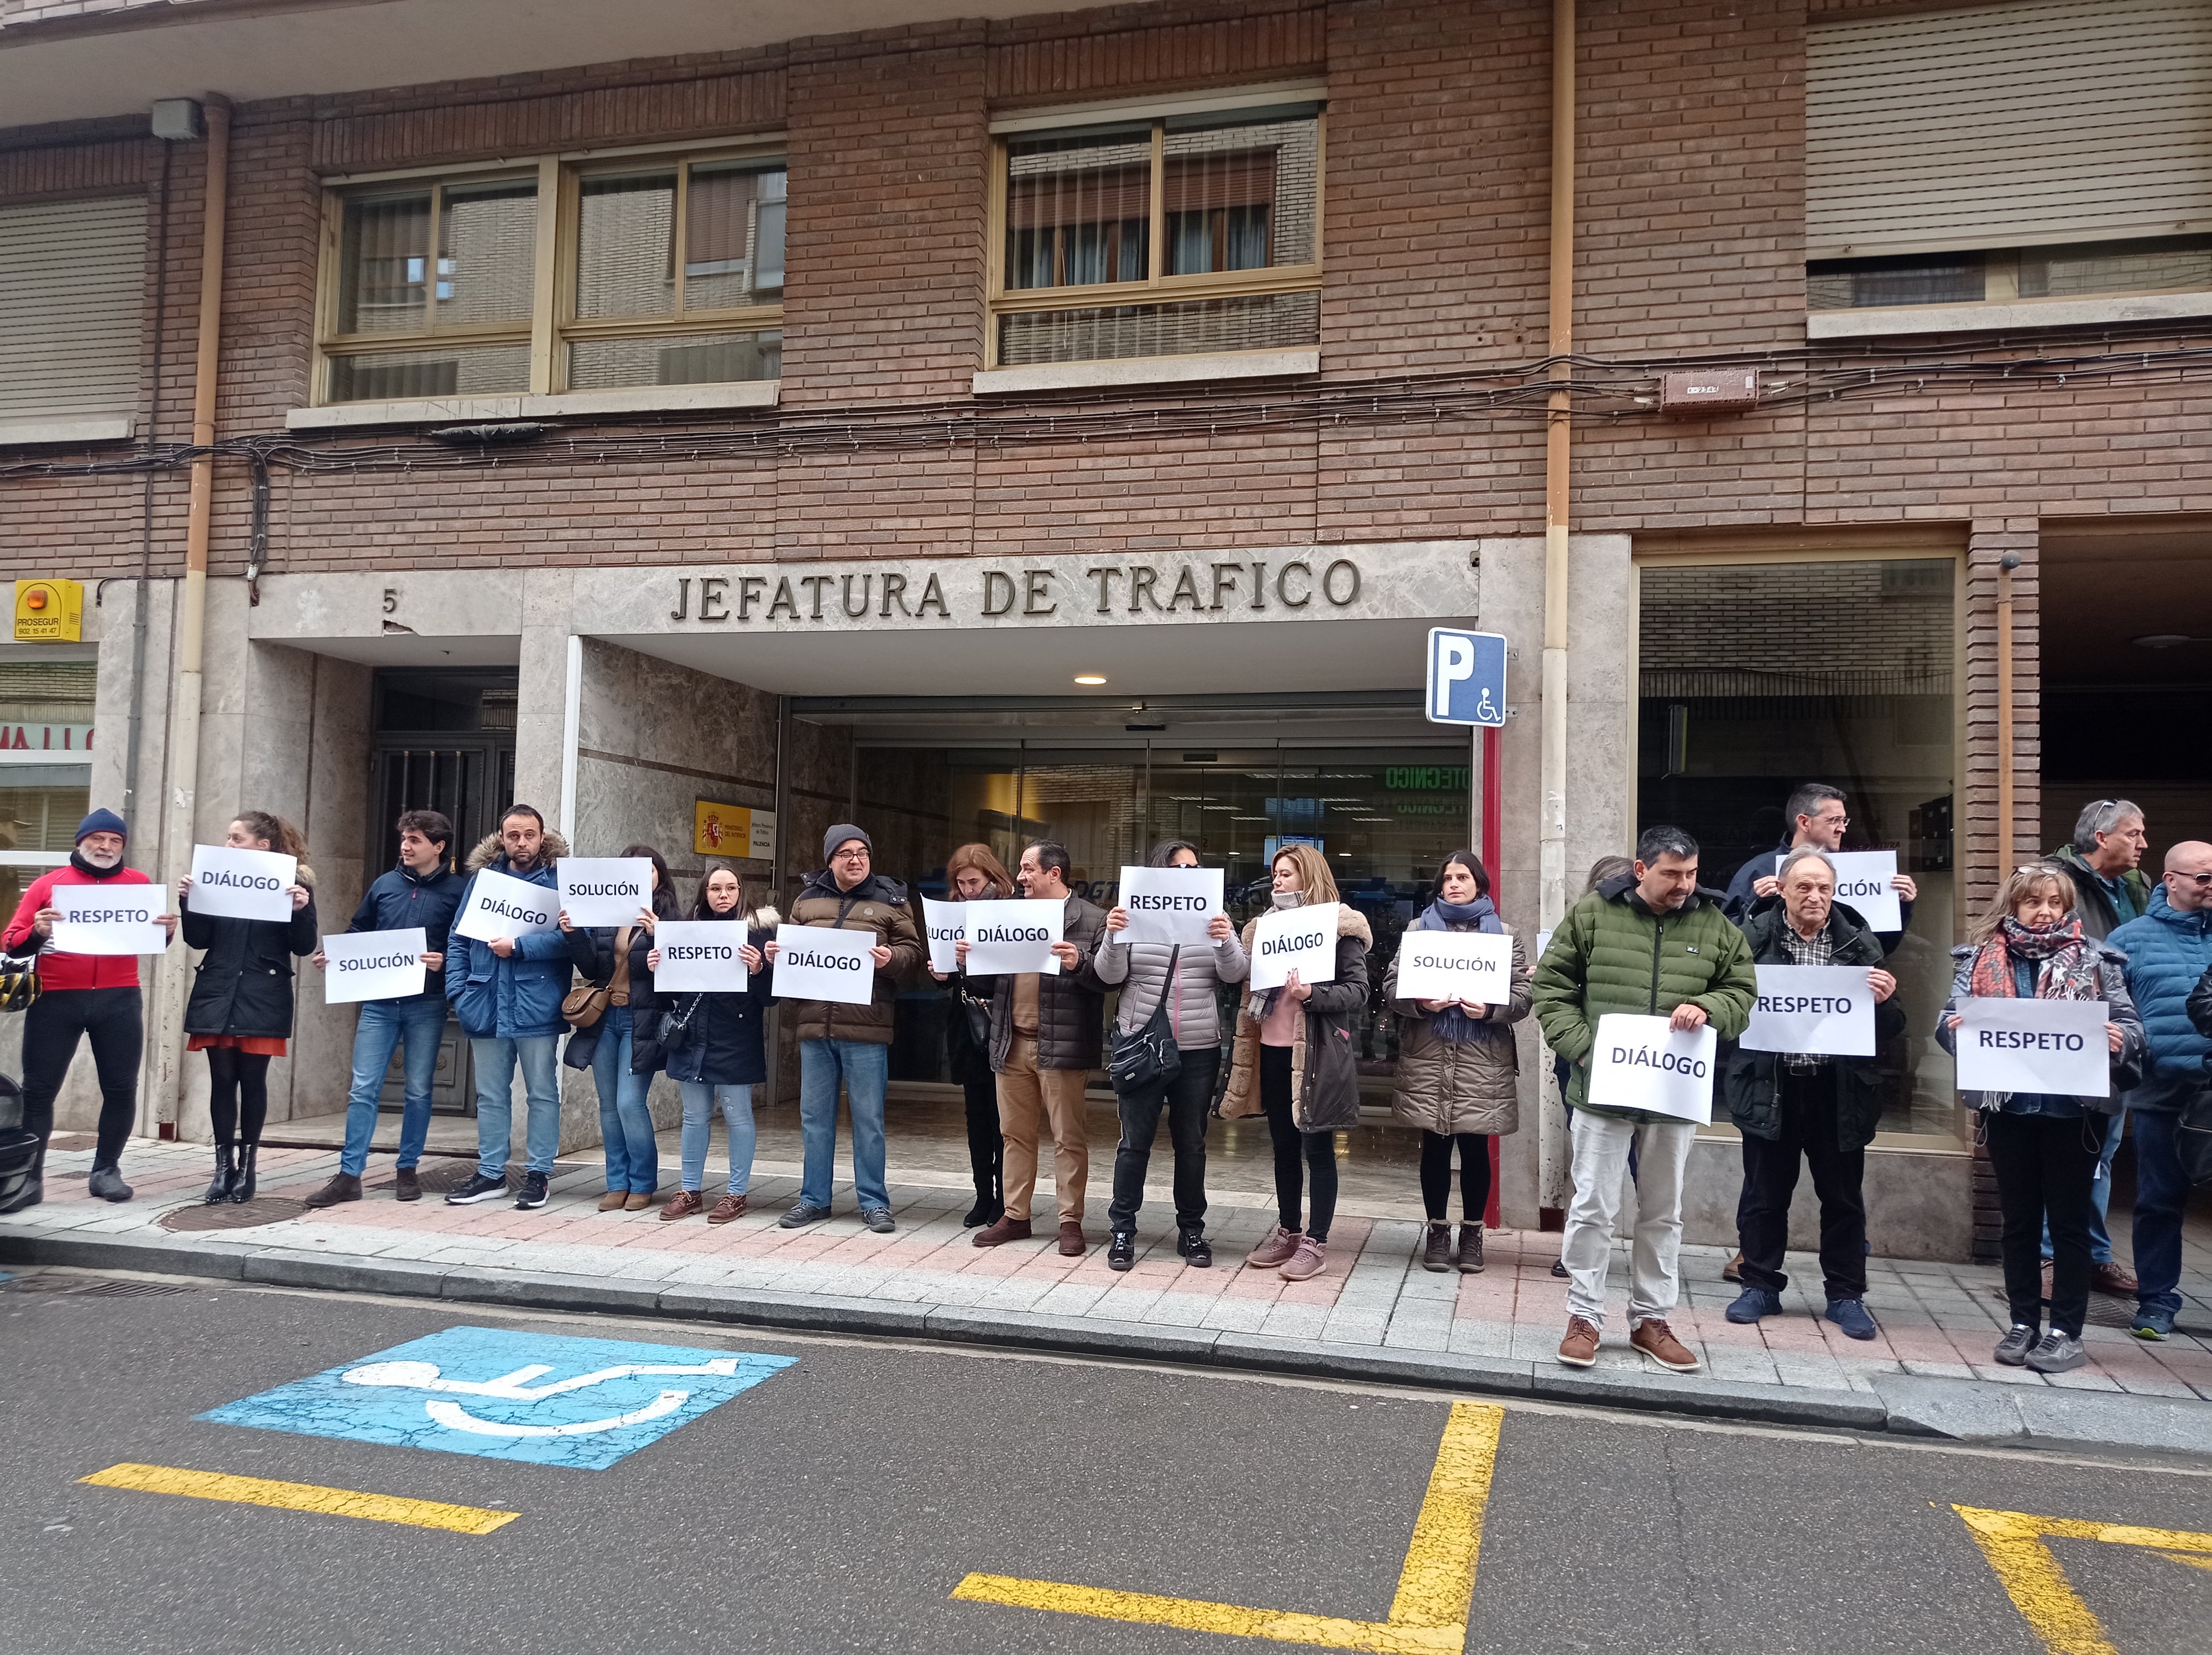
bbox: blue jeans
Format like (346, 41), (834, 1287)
(589, 1009), (660, 1194)
(799, 1039), (889, 1212)
(339, 998), (447, 1177)
(2130, 1107), (2189, 1319)
(680, 1082), (755, 1195)
(472, 1034), (562, 1177)
(2042, 1107), (2122, 1265)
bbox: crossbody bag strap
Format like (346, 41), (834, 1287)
(610, 927), (633, 1006)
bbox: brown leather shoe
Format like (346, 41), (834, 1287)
(659, 1189), (705, 1221)
(598, 1189), (628, 1212)
(974, 1215), (1033, 1248)
(623, 1191), (653, 1212)
(1454, 1222), (1485, 1274)
(2091, 1261), (2140, 1297)
(302, 1173), (361, 1210)
(1421, 1224), (1452, 1272)
(707, 1192), (747, 1225)
(393, 1166), (421, 1203)
(1557, 1317), (1600, 1367)
(1629, 1318), (1700, 1372)
(1058, 1221), (1087, 1258)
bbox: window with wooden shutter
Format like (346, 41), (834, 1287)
(0, 195), (145, 422)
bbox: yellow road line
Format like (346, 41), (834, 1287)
(1955, 1505), (2212, 1655)
(953, 1401), (1504, 1654)
(81, 1463), (519, 1536)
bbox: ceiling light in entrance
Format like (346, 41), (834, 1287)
(1073, 673), (1108, 685)
(2133, 634), (2211, 649)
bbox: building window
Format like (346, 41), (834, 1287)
(988, 103), (1322, 368)
(1636, 556), (1959, 1139)
(0, 660), (97, 927)
(315, 148), (782, 403)
(0, 195), (146, 421)
(1808, 233), (2212, 313)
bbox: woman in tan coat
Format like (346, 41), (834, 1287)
(1384, 849), (1530, 1274)
(1221, 842), (1371, 1283)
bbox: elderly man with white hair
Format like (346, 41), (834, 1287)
(1719, 846), (1903, 1341)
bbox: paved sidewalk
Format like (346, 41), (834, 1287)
(7, 1137), (2211, 1455)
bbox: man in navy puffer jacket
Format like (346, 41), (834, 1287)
(2108, 841), (2212, 1340)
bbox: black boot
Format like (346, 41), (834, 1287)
(229, 1143), (259, 1204)
(1421, 1222), (1453, 1272)
(204, 1142), (237, 1205)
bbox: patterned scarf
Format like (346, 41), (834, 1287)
(1416, 898), (1504, 1045)
(1968, 915), (2100, 1001)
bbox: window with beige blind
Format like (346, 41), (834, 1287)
(315, 147), (784, 404)
(987, 101), (1322, 368)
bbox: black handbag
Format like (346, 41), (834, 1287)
(1107, 946), (1182, 1094)
(0, 947), (36, 1015)
(2178, 1082), (2212, 1187)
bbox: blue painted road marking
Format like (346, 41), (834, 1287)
(201, 1326), (795, 1471)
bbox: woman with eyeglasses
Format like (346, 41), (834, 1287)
(929, 842), (1015, 1227)
(1939, 862), (2143, 1375)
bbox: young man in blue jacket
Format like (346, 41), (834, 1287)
(442, 805), (572, 1211)
(304, 809), (466, 1209)
(2108, 840), (2212, 1340)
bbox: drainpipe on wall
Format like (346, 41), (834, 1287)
(1995, 553), (2019, 872)
(145, 94), (230, 1141)
(1538, 0), (1574, 932)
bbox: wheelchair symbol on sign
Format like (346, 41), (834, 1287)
(341, 1356), (743, 1438)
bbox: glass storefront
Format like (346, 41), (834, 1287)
(1636, 556), (1958, 1136)
(0, 659), (97, 928)
(813, 695), (1481, 1102)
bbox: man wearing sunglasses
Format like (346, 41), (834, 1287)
(2107, 840), (2212, 1340)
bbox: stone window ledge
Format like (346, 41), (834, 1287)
(971, 349), (1320, 396)
(1807, 290), (2212, 340)
(285, 381), (781, 431)
(0, 415), (135, 446)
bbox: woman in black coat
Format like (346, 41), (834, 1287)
(649, 866), (777, 1223)
(561, 843), (678, 1212)
(927, 841), (1015, 1227)
(178, 811), (317, 1204)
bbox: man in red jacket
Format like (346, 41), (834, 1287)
(1, 809), (177, 1209)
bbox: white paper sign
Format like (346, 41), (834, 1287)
(1587, 1013), (1719, 1124)
(771, 924), (875, 1005)
(921, 897), (966, 975)
(1740, 964), (1877, 1057)
(558, 858), (654, 927)
(1536, 929), (1554, 961)
(1395, 928), (1516, 1007)
(188, 843), (298, 923)
(963, 898), (1065, 977)
(453, 868), (561, 944)
(1115, 865), (1225, 946)
(49, 883), (169, 955)
(1955, 997), (2112, 1099)
(324, 928), (427, 1004)
(1249, 902), (1340, 992)
(1777, 849), (1902, 933)
(651, 920), (750, 993)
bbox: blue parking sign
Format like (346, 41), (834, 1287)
(1426, 628), (1507, 726)
(201, 1326), (794, 1471)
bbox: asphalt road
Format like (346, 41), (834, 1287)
(2, 1266), (2207, 1655)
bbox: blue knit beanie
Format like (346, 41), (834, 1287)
(75, 807), (128, 844)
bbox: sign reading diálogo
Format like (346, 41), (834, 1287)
(322, 928), (427, 1004)
(189, 844), (298, 923)
(1739, 964), (1876, 1057)
(1955, 997), (2112, 1098)
(1394, 928), (1515, 1007)
(1249, 902), (1339, 992)
(49, 884), (168, 955)
(1115, 866), (1224, 947)
(558, 858), (654, 928)
(453, 869), (561, 944)
(1778, 849), (1903, 932)
(1587, 1014), (1718, 1123)
(963, 898), (1064, 977)
(651, 920), (749, 993)
(920, 897), (966, 975)
(771, 924), (874, 1005)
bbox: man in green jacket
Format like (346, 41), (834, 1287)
(1534, 825), (1756, 1375)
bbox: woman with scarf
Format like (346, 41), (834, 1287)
(1385, 850), (1531, 1272)
(650, 866), (777, 1222)
(1220, 842), (1373, 1283)
(1939, 862), (2144, 1375)
(562, 842), (679, 1211)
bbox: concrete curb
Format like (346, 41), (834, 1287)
(8, 1229), (2208, 1455)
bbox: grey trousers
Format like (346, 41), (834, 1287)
(1562, 1110), (1697, 1329)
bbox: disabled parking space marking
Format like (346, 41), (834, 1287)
(199, 1325), (794, 1470)
(80, 1464), (519, 1534)
(954, 1400), (1503, 1654)
(1955, 1505), (2212, 1655)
